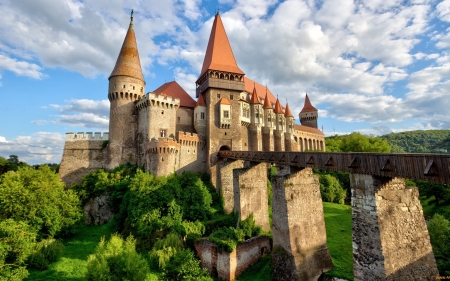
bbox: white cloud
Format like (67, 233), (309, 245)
(0, 132), (64, 164)
(437, 0), (450, 22)
(0, 54), (45, 79)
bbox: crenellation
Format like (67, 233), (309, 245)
(65, 132), (109, 141)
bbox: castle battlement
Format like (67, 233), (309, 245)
(136, 92), (180, 110)
(147, 137), (180, 154)
(65, 132), (109, 141)
(177, 131), (206, 147)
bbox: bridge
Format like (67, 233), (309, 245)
(215, 151), (447, 281)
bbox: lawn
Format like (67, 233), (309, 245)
(26, 222), (114, 281)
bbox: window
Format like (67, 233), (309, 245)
(256, 113), (259, 118)
(177, 117), (180, 123)
(230, 95), (233, 100)
(133, 86), (135, 90)
(200, 112), (205, 119)
(217, 94), (221, 98)
(161, 110), (164, 115)
(224, 110), (229, 118)
(114, 84), (116, 89)
(123, 85), (126, 89)
(141, 87), (143, 93)
(160, 130), (166, 137)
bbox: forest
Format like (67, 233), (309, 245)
(1, 130), (450, 280)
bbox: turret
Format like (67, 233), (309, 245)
(194, 93), (207, 136)
(284, 102), (294, 134)
(299, 93), (318, 129)
(263, 90), (274, 128)
(273, 98), (284, 132)
(249, 84), (262, 126)
(106, 10), (146, 169)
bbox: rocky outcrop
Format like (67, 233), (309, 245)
(83, 194), (114, 225)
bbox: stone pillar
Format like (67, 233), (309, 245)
(262, 127), (274, 152)
(271, 167), (333, 281)
(219, 159), (244, 214)
(351, 174), (438, 281)
(233, 162), (270, 232)
(249, 126), (262, 151)
(284, 132), (295, 152)
(274, 130), (284, 152)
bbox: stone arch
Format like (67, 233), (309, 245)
(219, 145), (231, 151)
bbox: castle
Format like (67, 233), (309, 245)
(59, 11), (325, 186)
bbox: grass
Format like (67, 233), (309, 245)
(26, 222), (115, 281)
(236, 255), (272, 281)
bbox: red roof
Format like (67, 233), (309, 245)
(274, 99), (283, 114)
(196, 93), (206, 107)
(262, 90), (272, 109)
(249, 85), (261, 104)
(294, 124), (324, 135)
(301, 93), (317, 113)
(199, 13), (244, 79)
(153, 81), (196, 108)
(284, 103), (293, 117)
(220, 97), (232, 105)
(244, 77), (277, 107)
(109, 18), (144, 82)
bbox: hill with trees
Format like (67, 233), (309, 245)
(380, 130), (450, 153)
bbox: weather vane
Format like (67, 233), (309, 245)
(131, 9), (134, 21)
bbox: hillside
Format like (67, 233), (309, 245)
(381, 130), (450, 153)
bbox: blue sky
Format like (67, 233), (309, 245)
(0, 0), (449, 164)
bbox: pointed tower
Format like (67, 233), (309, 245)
(262, 89), (274, 151)
(249, 85), (262, 151)
(106, 10), (146, 169)
(299, 93), (318, 129)
(284, 102), (296, 152)
(273, 98), (285, 151)
(194, 93), (207, 136)
(195, 12), (246, 182)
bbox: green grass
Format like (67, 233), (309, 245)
(323, 202), (353, 280)
(236, 255), (272, 281)
(26, 222), (115, 281)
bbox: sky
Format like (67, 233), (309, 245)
(0, 0), (449, 164)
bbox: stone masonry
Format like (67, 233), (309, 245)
(271, 166), (333, 281)
(351, 174), (438, 280)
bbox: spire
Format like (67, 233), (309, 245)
(249, 84), (260, 104)
(300, 93), (317, 113)
(284, 102), (293, 117)
(263, 89), (272, 109)
(196, 93), (206, 107)
(198, 13), (244, 79)
(274, 98), (283, 114)
(109, 10), (144, 82)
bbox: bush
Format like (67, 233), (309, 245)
(162, 249), (212, 281)
(318, 174), (346, 204)
(149, 233), (183, 269)
(0, 219), (36, 281)
(0, 165), (82, 238)
(27, 238), (64, 270)
(428, 214), (450, 275)
(86, 234), (149, 281)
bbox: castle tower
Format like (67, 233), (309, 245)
(299, 93), (318, 129)
(273, 98), (285, 151)
(194, 93), (207, 137)
(106, 10), (145, 169)
(249, 85), (262, 151)
(262, 90), (274, 151)
(284, 102), (295, 151)
(195, 12), (245, 181)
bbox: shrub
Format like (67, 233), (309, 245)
(27, 238), (64, 270)
(0, 219), (36, 281)
(162, 249), (212, 281)
(318, 174), (346, 204)
(149, 233), (183, 269)
(86, 234), (149, 281)
(428, 214), (450, 275)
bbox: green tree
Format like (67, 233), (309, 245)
(427, 214), (450, 274)
(318, 174), (346, 204)
(325, 133), (391, 152)
(86, 234), (150, 281)
(0, 165), (82, 238)
(0, 219), (36, 281)
(162, 249), (212, 281)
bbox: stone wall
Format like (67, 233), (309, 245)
(147, 138), (180, 176)
(195, 236), (271, 281)
(177, 132), (206, 174)
(218, 159), (244, 213)
(59, 132), (108, 187)
(176, 107), (195, 133)
(351, 174), (438, 281)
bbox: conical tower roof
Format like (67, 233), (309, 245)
(198, 13), (244, 79)
(109, 11), (145, 82)
(274, 98), (283, 114)
(284, 103), (293, 117)
(263, 90), (272, 109)
(300, 93), (318, 113)
(196, 93), (206, 107)
(249, 84), (261, 104)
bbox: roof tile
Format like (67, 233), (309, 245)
(301, 93), (318, 113)
(153, 81), (196, 108)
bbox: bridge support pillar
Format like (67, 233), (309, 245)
(271, 167), (333, 281)
(351, 174), (438, 281)
(274, 130), (285, 152)
(219, 159), (244, 214)
(249, 127), (262, 151)
(233, 162), (270, 231)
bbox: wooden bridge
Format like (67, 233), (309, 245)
(219, 150), (450, 184)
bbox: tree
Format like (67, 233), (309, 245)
(0, 165), (82, 238)
(428, 214), (450, 275)
(0, 219), (36, 281)
(86, 234), (150, 281)
(318, 174), (346, 204)
(325, 133), (391, 153)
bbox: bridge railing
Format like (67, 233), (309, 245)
(218, 151), (450, 184)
